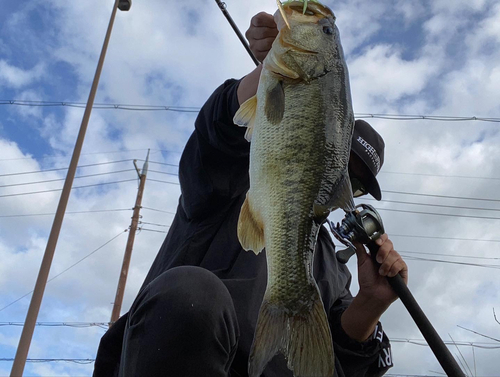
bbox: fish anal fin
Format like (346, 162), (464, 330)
(234, 95), (258, 142)
(249, 289), (335, 377)
(265, 80), (285, 125)
(237, 196), (265, 254)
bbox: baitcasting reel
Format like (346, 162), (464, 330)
(328, 204), (385, 264)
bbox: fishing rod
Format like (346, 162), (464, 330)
(214, 0), (260, 66)
(330, 204), (466, 377)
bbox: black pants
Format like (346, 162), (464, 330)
(98, 266), (240, 377)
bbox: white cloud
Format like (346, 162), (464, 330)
(0, 60), (45, 89)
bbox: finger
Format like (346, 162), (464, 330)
(250, 38), (276, 53)
(374, 233), (388, 247)
(353, 241), (368, 266)
(386, 258), (406, 277)
(251, 12), (276, 28)
(374, 237), (393, 265)
(249, 27), (279, 41)
(378, 248), (402, 276)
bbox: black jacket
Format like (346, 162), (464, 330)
(94, 79), (393, 377)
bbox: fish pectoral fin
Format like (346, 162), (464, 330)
(327, 173), (355, 212)
(233, 95), (257, 142)
(264, 80), (285, 125)
(237, 196), (265, 254)
(248, 289), (335, 377)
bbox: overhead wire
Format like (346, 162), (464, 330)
(0, 230), (127, 312)
(380, 170), (500, 181)
(0, 208), (132, 218)
(141, 206), (176, 215)
(2, 100), (500, 122)
(389, 233), (500, 244)
(0, 179), (137, 198)
(148, 178), (179, 185)
(138, 228), (168, 234)
(0, 169), (136, 188)
(375, 207), (500, 221)
(0, 358), (95, 364)
(0, 148), (181, 162)
(400, 255), (500, 269)
(362, 197), (500, 213)
(0, 159), (135, 177)
(0, 322), (110, 329)
(139, 221), (171, 227)
(382, 189), (500, 203)
(397, 250), (500, 260)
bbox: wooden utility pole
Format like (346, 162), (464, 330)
(110, 151), (149, 324)
(10, 1), (131, 376)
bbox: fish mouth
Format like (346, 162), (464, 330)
(280, 35), (318, 54)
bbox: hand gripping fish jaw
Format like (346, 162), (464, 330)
(328, 204), (385, 264)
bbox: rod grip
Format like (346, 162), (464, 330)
(366, 241), (466, 377)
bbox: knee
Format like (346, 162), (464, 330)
(130, 266), (234, 325)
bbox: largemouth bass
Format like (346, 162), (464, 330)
(234, 2), (355, 376)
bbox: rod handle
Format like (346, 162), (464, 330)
(367, 241), (466, 377)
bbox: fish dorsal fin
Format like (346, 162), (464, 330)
(234, 95), (257, 142)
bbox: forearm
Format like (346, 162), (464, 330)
(340, 292), (390, 342)
(237, 64), (263, 105)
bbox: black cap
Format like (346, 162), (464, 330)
(351, 120), (385, 200)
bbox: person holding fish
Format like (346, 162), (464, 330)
(94, 2), (408, 377)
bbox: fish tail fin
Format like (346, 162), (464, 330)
(249, 290), (335, 377)
(238, 195), (265, 254)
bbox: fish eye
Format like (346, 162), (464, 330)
(323, 26), (334, 35)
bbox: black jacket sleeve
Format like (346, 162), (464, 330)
(178, 79), (251, 220)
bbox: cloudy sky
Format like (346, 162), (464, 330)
(1, 0), (500, 376)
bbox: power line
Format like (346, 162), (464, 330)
(0, 322), (109, 329)
(363, 197), (500, 213)
(382, 189), (500, 203)
(390, 233), (500, 244)
(148, 169), (178, 176)
(2, 100), (500, 122)
(376, 207), (500, 221)
(0, 148), (182, 163)
(0, 169), (135, 188)
(148, 178), (180, 186)
(0, 179), (137, 198)
(0, 230), (127, 312)
(139, 221), (171, 227)
(0, 159), (134, 177)
(140, 160), (179, 168)
(381, 170), (500, 181)
(141, 206), (176, 215)
(390, 338), (500, 349)
(138, 226), (169, 233)
(0, 208), (131, 218)
(0, 358), (95, 364)
(401, 254), (500, 269)
(399, 250), (500, 261)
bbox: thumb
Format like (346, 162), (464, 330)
(353, 241), (368, 266)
